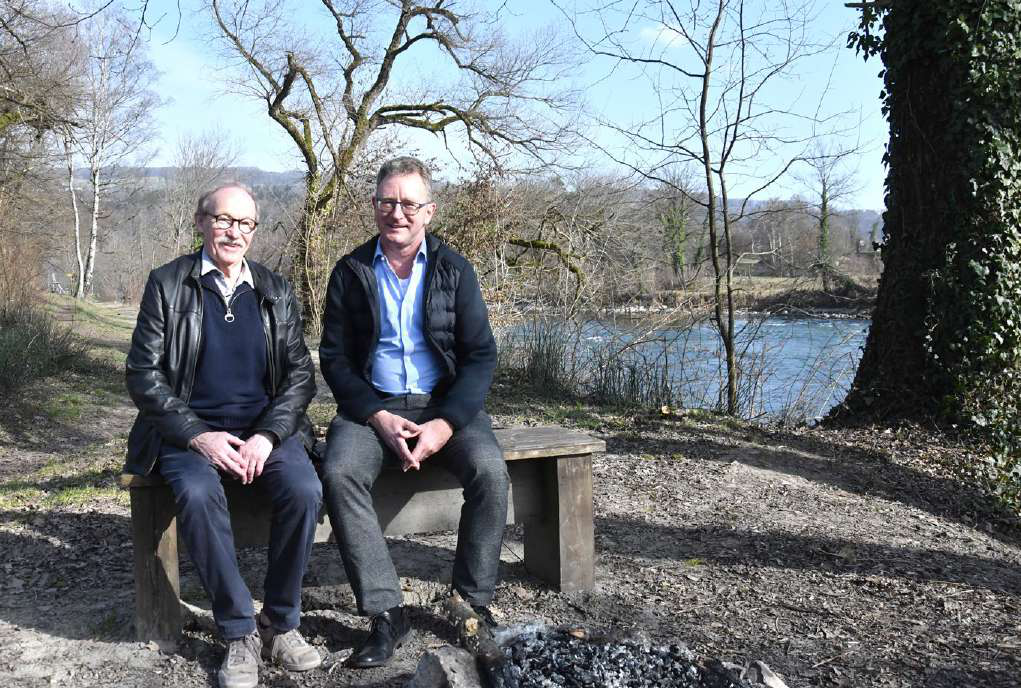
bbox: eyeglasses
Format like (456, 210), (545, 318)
(373, 197), (432, 217)
(204, 213), (258, 234)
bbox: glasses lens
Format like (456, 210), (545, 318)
(376, 199), (426, 216)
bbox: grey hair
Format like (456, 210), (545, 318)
(375, 156), (432, 198)
(195, 183), (260, 221)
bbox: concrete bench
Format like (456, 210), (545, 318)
(120, 426), (605, 642)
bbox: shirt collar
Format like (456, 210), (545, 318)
(374, 238), (428, 266)
(200, 249), (254, 289)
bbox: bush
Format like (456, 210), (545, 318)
(0, 303), (87, 393)
(499, 319), (580, 398)
(500, 318), (680, 408)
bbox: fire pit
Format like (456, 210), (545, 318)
(494, 626), (753, 688)
(434, 594), (757, 688)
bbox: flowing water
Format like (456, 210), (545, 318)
(513, 316), (870, 421)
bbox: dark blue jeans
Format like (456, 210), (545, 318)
(321, 396), (508, 616)
(158, 433), (322, 640)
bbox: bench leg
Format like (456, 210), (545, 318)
(523, 454), (595, 592)
(130, 485), (182, 642)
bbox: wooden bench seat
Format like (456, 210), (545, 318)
(120, 426), (605, 641)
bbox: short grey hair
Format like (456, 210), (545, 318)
(375, 156), (432, 198)
(195, 183), (260, 221)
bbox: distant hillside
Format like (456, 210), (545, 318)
(69, 167), (886, 231)
(72, 166), (306, 187)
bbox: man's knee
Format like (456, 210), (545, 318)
(321, 419), (382, 492)
(173, 473), (226, 513)
(276, 468), (323, 509)
(460, 444), (509, 495)
(319, 445), (375, 497)
(478, 458), (509, 496)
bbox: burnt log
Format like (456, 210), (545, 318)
(442, 592), (512, 688)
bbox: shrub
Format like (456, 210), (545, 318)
(0, 303), (87, 394)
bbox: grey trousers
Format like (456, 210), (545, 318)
(320, 395), (508, 616)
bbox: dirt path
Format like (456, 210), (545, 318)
(1, 299), (1018, 687)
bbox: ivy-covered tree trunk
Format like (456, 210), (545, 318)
(660, 203), (689, 282)
(834, 1), (1021, 449)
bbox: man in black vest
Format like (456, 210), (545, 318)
(125, 184), (322, 688)
(319, 157), (509, 668)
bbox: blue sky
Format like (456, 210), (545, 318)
(142, 0), (887, 210)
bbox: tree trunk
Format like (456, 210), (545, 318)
(818, 180), (830, 291)
(718, 177), (738, 415)
(698, 11), (738, 415)
(65, 136), (85, 298)
(289, 174), (341, 339)
(833, 0), (1017, 423)
(83, 165), (101, 298)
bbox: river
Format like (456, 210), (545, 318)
(511, 316), (870, 421)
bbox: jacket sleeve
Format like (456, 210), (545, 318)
(125, 273), (211, 449)
(319, 262), (386, 423)
(252, 279), (316, 443)
(433, 261), (497, 429)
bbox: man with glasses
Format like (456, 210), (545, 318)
(125, 184), (322, 688)
(319, 156), (508, 668)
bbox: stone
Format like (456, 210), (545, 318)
(724, 660), (790, 688)
(748, 660), (788, 688)
(407, 645), (482, 688)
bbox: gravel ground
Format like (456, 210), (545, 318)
(1, 302), (1019, 687)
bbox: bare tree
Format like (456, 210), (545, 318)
(65, 7), (160, 298)
(796, 141), (860, 290)
(558, 0), (837, 415)
(159, 129), (239, 259)
(0, 0), (85, 136)
(0, 1), (91, 304)
(208, 0), (579, 334)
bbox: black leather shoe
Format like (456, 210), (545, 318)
(471, 605), (498, 629)
(347, 606), (413, 668)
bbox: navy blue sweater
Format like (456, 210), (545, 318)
(189, 275), (269, 430)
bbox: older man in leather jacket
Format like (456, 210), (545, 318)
(125, 184), (322, 688)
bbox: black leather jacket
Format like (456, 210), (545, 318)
(319, 233), (497, 429)
(124, 251), (316, 475)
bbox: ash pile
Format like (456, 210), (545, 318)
(418, 595), (775, 688)
(494, 627), (754, 688)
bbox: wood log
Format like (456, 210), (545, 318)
(442, 592), (513, 688)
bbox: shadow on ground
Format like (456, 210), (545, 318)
(604, 419), (1021, 549)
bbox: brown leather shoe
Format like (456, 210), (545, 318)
(347, 606), (413, 668)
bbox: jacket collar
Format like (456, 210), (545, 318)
(351, 233), (444, 268)
(186, 250), (279, 301)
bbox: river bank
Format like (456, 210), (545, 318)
(0, 299), (1017, 688)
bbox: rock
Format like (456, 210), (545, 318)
(509, 585), (532, 601)
(406, 645), (482, 688)
(745, 661), (789, 688)
(179, 600), (216, 635)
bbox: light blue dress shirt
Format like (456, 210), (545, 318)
(371, 240), (443, 394)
